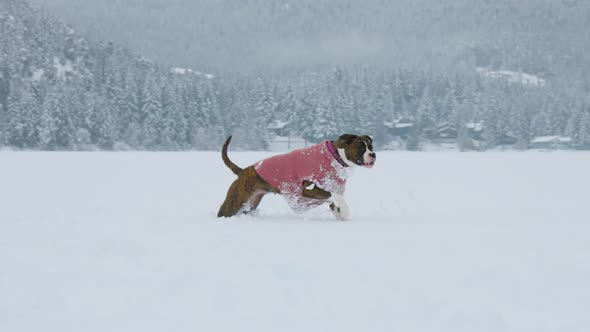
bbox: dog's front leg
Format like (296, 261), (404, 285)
(328, 193), (350, 221)
(302, 181), (350, 221)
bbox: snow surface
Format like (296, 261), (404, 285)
(1, 151), (590, 332)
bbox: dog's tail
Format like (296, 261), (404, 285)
(221, 136), (243, 176)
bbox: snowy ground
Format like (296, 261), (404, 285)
(1, 151), (589, 332)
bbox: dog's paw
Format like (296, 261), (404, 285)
(329, 193), (350, 221)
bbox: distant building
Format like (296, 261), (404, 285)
(267, 120), (292, 137)
(530, 136), (572, 149)
(384, 116), (414, 137)
(266, 120), (310, 151)
(476, 68), (546, 87)
(497, 133), (518, 146)
(267, 135), (310, 152)
(466, 122), (484, 140)
(435, 122), (458, 140)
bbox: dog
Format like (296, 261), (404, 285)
(217, 134), (376, 220)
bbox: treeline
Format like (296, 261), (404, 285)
(4, 64), (590, 151)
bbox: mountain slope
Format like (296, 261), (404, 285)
(27, 0), (590, 77)
(2, 0), (590, 151)
(0, 0), (223, 150)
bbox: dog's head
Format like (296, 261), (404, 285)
(334, 134), (376, 168)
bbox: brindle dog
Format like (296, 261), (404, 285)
(217, 134), (375, 220)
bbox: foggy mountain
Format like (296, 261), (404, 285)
(2, 0), (590, 151)
(0, 0), (224, 151)
(28, 0), (590, 78)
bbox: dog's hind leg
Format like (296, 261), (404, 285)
(217, 179), (252, 217)
(246, 191), (266, 212)
(217, 167), (276, 218)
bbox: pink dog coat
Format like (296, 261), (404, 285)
(254, 140), (350, 212)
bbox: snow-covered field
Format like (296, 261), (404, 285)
(1, 151), (589, 332)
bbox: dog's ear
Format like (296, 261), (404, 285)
(337, 134), (358, 144)
(360, 135), (373, 144)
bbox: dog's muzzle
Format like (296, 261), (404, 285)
(364, 152), (376, 168)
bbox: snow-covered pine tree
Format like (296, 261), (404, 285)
(310, 99), (338, 143)
(253, 77), (277, 133)
(140, 80), (163, 148)
(355, 71), (378, 137)
(566, 103), (584, 146)
(0, 66), (9, 140)
(452, 97), (474, 151)
(578, 109), (590, 148)
(281, 86), (297, 133)
(6, 88), (26, 148)
(531, 97), (554, 137)
(38, 93), (59, 149)
(296, 88), (317, 143)
(157, 81), (177, 149)
(511, 102), (531, 150)
(481, 91), (500, 148)
(548, 94), (570, 136)
(121, 74), (142, 147)
(95, 96), (117, 149)
(171, 85), (189, 148)
(53, 88), (75, 149)
(415, 86), (437, 138)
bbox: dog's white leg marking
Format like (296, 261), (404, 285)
(330, 193), (350, 221)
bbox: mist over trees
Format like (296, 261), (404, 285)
(27, 0), (590, 76)
(2, 0), (590, 150)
